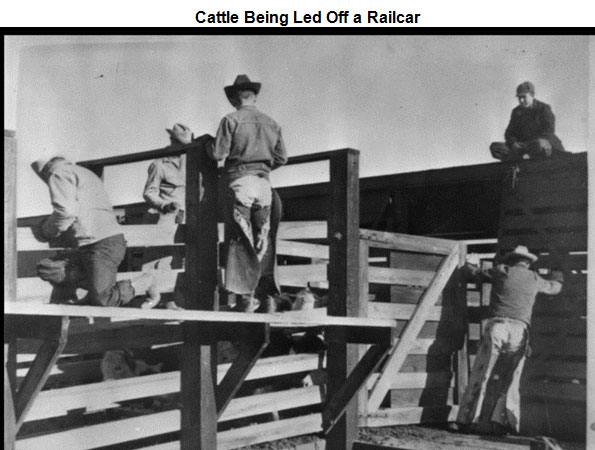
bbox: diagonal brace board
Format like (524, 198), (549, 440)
(216, 323), (270, 418)
(322, 328), (392, 434)
(367, 247), (460, 412)
(10, 315), (69, 430)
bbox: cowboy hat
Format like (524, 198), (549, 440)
(224, 74), (261, 104)
(502, 245), (538, 263)
(31, 146), (61, 177)
(166, 123), (193, 145)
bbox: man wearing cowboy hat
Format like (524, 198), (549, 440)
(143, 123), (194, 226)
(207, 74), (287, 311)
(143, 123), (203, 311)
(455, 245), (564, 435)
(490, 81), (567, 162)
(32, 153), (161, 309)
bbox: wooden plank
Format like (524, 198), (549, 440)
(502, 188), (587, 211)
(388, 251), (443, 272)
(390, 387), (454, 407)
(521, 381), (585, 403)
(277, 221), (327, 240)
(368, 266), (435, 287)
(326, 149), (361, 450)
(367, 247), (459, 411)
(359, 229), (456, 255)
(218, 413), (322, 450)
(5, 302), (396, 329)
(531, 317), (586, 336)
(277, 264), (328, 287)
(26, 353), (323, 422)
(389, 285), (428, 304)
(364, 405), (458, 427)
(216, 325), (269, 418)
(14, 317), (69, 429)
(277, 240), (329, 259)
(367, 371), (454, 390)
(500, 211), (587, 231)
(181, 148), (218, 450)
(513, 170), (588, 195)
(367, 303), (442, 321)
(323, 337), (391, 435)
(5, 130), (17, 303)
(523, 360), (586, 380)
(17, 221), (329, 252)
(498, 231), (588, 253)
(220, 386), (322, 422)
(5, 344), (18, 450)
(529, 336), (586, 357)
(16, 270), (183, 300)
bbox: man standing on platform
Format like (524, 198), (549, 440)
(143, 123), (193, 227)
(490, 81), (567, 161)
(207, 74), (288, 312)
(455, 245), (564, 435)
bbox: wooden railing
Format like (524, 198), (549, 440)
(6, 137), (472, 450)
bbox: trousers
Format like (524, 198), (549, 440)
(456, 317), (528, 432)
(490, 139), (552, 161)
(37, 234), (135, 307)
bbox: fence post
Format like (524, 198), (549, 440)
(181, 143), (219, 450)
(454, 241), (469, 405)
(4, 130), (17, 303)
(326, 149), (360, 450)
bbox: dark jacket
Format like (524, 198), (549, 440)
(504, 99), (565, 154)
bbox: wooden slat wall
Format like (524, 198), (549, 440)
(465, 153), (589, 443)
(357, 243), (465, 427)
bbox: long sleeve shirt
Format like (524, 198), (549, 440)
(143, 155), (186, 211)
(463, 263), (563, 326)
(40, 159), (122, 247)
(210, 105), (287, 177)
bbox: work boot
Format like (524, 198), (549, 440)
(233, 295), (260, 313)
(130, 273), (161, 309)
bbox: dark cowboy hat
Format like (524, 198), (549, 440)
(224, 74), (261, 104)
(502, 245), (538, 263)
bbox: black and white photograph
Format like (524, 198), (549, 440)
(4, 34), (593, 450)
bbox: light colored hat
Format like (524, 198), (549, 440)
(166, 123), (193, 145)
(31, 147), (60, 176)
(502, 245), (538, 263)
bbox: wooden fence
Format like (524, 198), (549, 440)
(6, 138), (468, 450)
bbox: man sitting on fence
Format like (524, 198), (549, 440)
(207, 74), (288, 312)
(32, 153), (161, 309)
(490, 81), (567, 162)
(455, 245), (564, 435)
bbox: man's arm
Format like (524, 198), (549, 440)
(143, 161), (168, 211)
(41, 170), (78, 238)
(536, 270), (564, 296)
(210, 116), (233, 161)
(272, 129), (288, 170)
(539, 104), (556, 136)
(461, 262), (495, 284)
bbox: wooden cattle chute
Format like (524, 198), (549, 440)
(5, 137), (467, 450)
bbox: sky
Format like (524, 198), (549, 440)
(5, 35), (593, 217)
